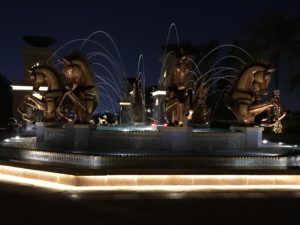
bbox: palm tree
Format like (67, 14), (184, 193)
(0, 74), (12, 121)
(245, 12), (300, 89)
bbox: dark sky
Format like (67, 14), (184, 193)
(1, 0), (300, 111)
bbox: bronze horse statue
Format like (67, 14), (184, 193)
(57, 52), (98, 124)
(225, 65), (286, 126)
(165, 56), (194, 126)
(17, 65), (64, 122)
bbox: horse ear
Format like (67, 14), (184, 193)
(59, 58), (70, 65)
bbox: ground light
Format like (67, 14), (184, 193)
(1, 164), (300, 192)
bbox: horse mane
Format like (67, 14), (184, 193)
(63, 51), (89, 66)
(29, 62), (58, 75)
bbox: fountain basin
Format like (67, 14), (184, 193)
(36, 122), (264, 154)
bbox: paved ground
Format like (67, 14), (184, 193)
(1, 181), (300, 225)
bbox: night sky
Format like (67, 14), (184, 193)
(1, 0), (300, 111)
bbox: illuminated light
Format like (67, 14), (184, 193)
(32, 92), (43, 100)
(163, 70), (167, 78)
(11, 85), (32, 91)
(11, 85), (48, 91)
(151, 90), (166, 96)
(295, 145), (298, 148)
(147, 109), (151, 113)
(119, 102), (131, 106)
(1, 164), (300, 192)
(4, 139), (9, 143)
(262, 139), (268, 144)
(15, 136), (20, 140)
(39, 86), (48, 91)
(163, 123), (168, 127)
(278, 142), (283, 145)
(70, 194), (79, 199)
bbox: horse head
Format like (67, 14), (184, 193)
(26, 66), (46, 92)
(59, 51), (93, 86)
(60, 58), (83, 81)
(252, 67), (274, 97)
(26, 65), (60, 92)
(172, 56), (190, 88)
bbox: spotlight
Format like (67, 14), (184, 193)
(262, 139), (268, 144)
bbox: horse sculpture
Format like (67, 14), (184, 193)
(165, 56), (194, 126)
(225, 64), (286, 127)
(57, 52), (98, 124)
(17, 65), (64, 122)
(129, 75), (144, 123)
(191, 82), (210, 126)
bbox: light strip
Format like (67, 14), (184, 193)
(152, 90), (166, 96)
(119, 102), (131, 106)
(1, 164), (300, 192)
(11, 85), (48, 91)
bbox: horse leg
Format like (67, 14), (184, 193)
(17, 95), (45, 122)
(57, 91), (71, 118)
(17, 95), (30, 115)
(85, 95), (95, 114)
(17, 99), (34, 122)
(260, 100), (286, 127)
(44, 96), (58, 121)
(178, 103), (184, 126)
(27, 95), (47, 111)
(67, 91), (86, 111)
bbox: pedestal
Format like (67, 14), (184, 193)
(230, 126), (264, 149)
(64, 124), (90, 150)
(36, 122), (55, 142)
(160, 127), (193, 152)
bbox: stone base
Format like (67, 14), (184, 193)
(230, 126), (264, 149)
(36, 122), (55, 142)
(43, 124), (90, 150)
(38, 124), (265, 153)
(160, 127), (193, 151)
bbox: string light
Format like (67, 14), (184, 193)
(273, 89), (283, 134)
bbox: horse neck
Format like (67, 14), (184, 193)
(73, 60), (93, 85)
(37, 68), (60, 90)
(235, 68), (256, 92)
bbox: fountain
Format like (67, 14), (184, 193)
(1, 24), (297, 172)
